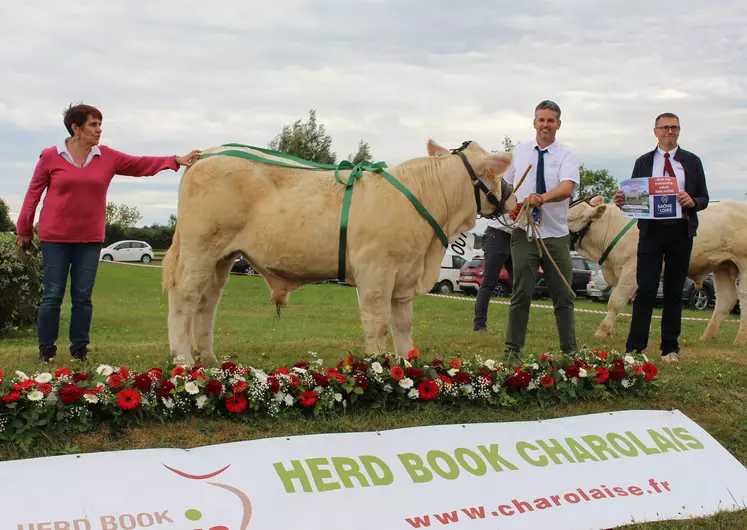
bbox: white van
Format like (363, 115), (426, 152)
(431, 232), (477, 294)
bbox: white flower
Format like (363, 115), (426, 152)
(170, 377), (178, 385)
(527, 380), (537, 391)
(162, 398), (175, 409)
(35, 373), (53, 383)
(283, 395), (295, 407)
(334, 393), (343, 402)
(383, 384), (393, 393)
(292, 367), (308, 374)
(195, 395), (208, 409)
(252, 370), (268, 384)
(532, 363), (540, 370)
(371, 362), (383, 374)
(491, 383), (501, 393)
(462, 384), (474, 395)
(274, 392), (285, 403)
(27, 390), (44, 402)
(578, 368), (588, 378)
(622, 379), (633, 388)
(184, 382), (200, 395)
(403, 360), (412, 368)
(15, 371), (29, 381)
(84, 394), (99, 404)
(408, 388), (419, 400)
(624, 355), (636, 366)
(484, 359), (496, 370)
(399, 378), (414, 389)
(642, 354), (649, 362)
(447, 368), (458, 377)
(96, 365), (114, 377)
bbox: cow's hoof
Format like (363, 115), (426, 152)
(594, 329), (612, 339)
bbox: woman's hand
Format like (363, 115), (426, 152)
(16, 234), (32, 248)
(176, 150), (203, 167)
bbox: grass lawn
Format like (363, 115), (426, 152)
(1, 263), (746, 528)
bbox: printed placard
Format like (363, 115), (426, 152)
(620, 177), (682, 220)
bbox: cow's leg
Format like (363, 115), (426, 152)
(168, 263), (216, 366)
(736, 266), (747, 345)
(190, 256), (234, 365)
(596, 267), (637, 338)
(700, 268), (737, 342)
(389, 298), (415, 358)
(357, 277), (395, 357)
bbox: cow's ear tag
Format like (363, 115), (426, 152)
(487, 169), (496, 179)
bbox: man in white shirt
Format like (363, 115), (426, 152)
(473, 213), (513, 332)
(502, 100), (581, 359)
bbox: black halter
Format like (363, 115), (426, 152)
(451, 141), (513, 219)
(568, 196), (595, 250)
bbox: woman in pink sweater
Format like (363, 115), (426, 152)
(16, 103), (201, 364)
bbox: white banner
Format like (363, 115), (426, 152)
(2, 410), (746, 530)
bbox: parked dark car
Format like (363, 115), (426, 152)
(534, 253), (595, 298)
(231, 254), (255, 275)
(657, 275), (714, 311)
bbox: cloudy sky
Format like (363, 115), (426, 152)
(1, 0), (745, 233)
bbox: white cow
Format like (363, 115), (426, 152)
(567, 196), (747, 345)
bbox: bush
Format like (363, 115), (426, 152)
(0, 233), (42, 334)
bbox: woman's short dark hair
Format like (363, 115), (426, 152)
(63, 103), (103, 136)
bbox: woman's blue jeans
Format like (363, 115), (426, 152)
(38, 242), (102, 352)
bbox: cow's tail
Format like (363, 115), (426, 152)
(162, 224), (181, 292)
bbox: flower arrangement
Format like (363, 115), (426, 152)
(0, 349), (658, 448)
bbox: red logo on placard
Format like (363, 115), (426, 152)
(649, 176), (679, 195)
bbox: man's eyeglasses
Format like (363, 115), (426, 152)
(656, 125), (680, 132)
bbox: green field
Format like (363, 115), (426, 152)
(1, 263), (746, 528)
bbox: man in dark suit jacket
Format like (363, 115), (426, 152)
(613, 112), (709, 363)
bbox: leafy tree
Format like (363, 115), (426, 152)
(0, 197), (15, 233)
(105, 202), (118, 225)
(105, 202), (143, 228)
(268, 109), (336, 164)
(168, 214), (177, 228)
(502, 136), (517, 153)
(349, 140), (373, 165)
(573, 166), (618, 202)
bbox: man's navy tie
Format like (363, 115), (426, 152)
(535, 145), (547, 194)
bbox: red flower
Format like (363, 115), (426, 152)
(595, 367), (610, 384)
(116, 389), (141, 410)
(190, 371), (206, 381)
(273, 367), (289, 375)
(325, 369), (346, 384)
(389, 366), (405, 381)
(540, 375), (555, 388)
(54, 368), (72, 378)
(221, 362), (238, 374)
(352, 362), (368, 373)
(382, 358), (391, 368)
(565, 365), (580, 378)
(156, 380), (176, 399)
(107, 374), (126, 389)
(610, 366), (626, 381)
(539, 353), (552, 363)
(354, 375), (369, 390)
(407, 349), (420, 361)
(2, 391), (21, 404)
(225, 394), (248, 413)
(450, 359), (462, 369)
(72, 372), (90, 383)
(594, 350), (609, 360)
(0, 368), (4, 383)
(632, 365), (644, 376)
(37, 383), (53, 395)
(298, 390), (319, 408)
(171, 366), (187, 377)
(193, 365), (206, 372)
(118, 367), (131, 379)
(293, 361), (309, 370)
(12, 380), (35, 391)
(267, 376), (280, 393)
(438, 374), (453, 387)
(417, 379), (439, 400)
(148, 368), (163, 380)
(58, 384), (83, 404)
(133, 374), (153, 393)
(232, 380), (248, 394)
(406, 367), (424, 380)
(289, 374), (302, 389)
(432, 359), (444, 367)
(312, 373), (329, 387)
(453, 371), (471, 385)
(642, 363), (658, 382)
(515, 371), (531, 388)
(204, 380), (223, 396)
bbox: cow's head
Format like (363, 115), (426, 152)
(567, 195), (606, 250)
(427, 139), (517, 218)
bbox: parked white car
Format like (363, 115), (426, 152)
(100, 240), (154, 263)
(431, 251), (471, 294)
(587, 266), (612, 301)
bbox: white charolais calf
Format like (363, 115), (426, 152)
(162, 140), (516, 365)
(568, 196), (747, 345)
